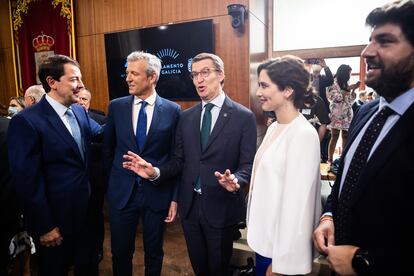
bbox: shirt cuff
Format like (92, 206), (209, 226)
(149, 167), (160, 181)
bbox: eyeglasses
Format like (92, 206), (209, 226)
(190, 68), (219, 80)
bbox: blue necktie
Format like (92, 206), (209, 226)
(66, 108), (84, 160)
(335, 106), (394, 244)
(194, 103), (215, 192)
(136, 101), (148, 151)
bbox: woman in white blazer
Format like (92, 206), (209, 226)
(247, 55), (321, 275)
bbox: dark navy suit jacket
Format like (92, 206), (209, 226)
(7, 97), (101, 239)
(324, 98), (414, 274)
(103, 94), (181, 211)
(159, 96), (257, 228)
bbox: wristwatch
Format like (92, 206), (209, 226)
(352, 248), (370, 275)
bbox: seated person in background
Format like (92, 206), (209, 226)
(247, 55), (321, 276)
(24, 85), (46, 107)
(8, 96), (25, 118)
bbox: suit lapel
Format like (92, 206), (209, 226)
(352, 101), (414, 205)
(42, 99), (84, 162)
(123, 96), (138, 152)
(145, 95), (162, 149)
(204, 96), (232, 152)
(72, 105), (89, 163)
(343, 101), (379, 158)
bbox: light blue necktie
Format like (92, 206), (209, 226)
(66, 108), (84, 160)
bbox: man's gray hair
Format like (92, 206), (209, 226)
(25, 84), (46, 102)
(127, 51), (162, 82)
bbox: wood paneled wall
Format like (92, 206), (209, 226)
(74, 0), (249, 112)
(0, 0), (251, 112)
(0, 0), (17, 107)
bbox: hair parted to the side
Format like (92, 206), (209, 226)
(127, 51), (162, 82)
(192, 53), (225, 87)
(257, 55), (315, 108)
(38, 55), (80, 93)
(366, 0), (414, 47)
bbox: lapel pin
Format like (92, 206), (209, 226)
(223, 113), (228, 117)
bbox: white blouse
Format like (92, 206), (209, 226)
(247, 114), (321, 275)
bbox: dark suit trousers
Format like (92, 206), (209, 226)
(34, 208), (99, 276)
(109, 183), (167, 276)
(181, 193), (236, 276)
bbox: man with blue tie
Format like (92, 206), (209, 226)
(313, 1), (414, 274)
(123, 52), (257, 275)
(7, 55), (102, 275)
(103, 51), (181, 276)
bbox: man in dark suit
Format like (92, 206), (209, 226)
(0, 116), (20, 275)
(7, 55), (102, 276)
(78, 88), (106, 262)
(123, 52), (257, 275)
(313, 1), (414, 274)
(103, 51), (181, 276)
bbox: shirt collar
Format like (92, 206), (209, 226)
(202, 90), (225, 109)
(134, 91), (157, 106)
(379, 87), (414, 116)
(45, 94), (70, 117)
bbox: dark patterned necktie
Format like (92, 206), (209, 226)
(135, 101), (148, 151)
(194, 103), (214, 192)
(200, 103), (214, 151)
(335, 106), (394, 244)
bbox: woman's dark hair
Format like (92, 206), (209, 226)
(257, 55), (315, 108)
(335, 64), (352, 91)
(38, 55), (80, 92)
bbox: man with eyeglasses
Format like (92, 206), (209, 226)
(123, 52), (257, 275)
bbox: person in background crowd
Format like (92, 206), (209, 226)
(77, 88), (106, 262)
(24, 84), (46, 107)
(8, 96), (25, 118)
(352, 90), (367, 114)
(123, 52), (257, 276)
(299, 94), (331, 143)
(313, 0), (414, 274)
(103, 51), (181, 276)
(8, 54), (102, 276)
(78, 88), (106, 123)
(366, 90), (376, 102)
(326, 65), (358, 164)
(247, 55), (321, 275)
(0, 116), (21, 275)
(308, 58), (334, 163)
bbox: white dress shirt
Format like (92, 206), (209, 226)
(45, 94), (75, 135)
(132, 91), (157, 135)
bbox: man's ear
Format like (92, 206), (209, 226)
(217, 70), (225, 83)
(46, 76), (56, 91)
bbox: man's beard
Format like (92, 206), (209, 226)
(366, 53), (414, 101)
